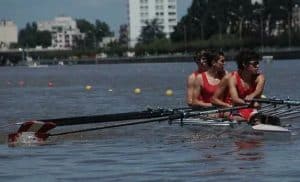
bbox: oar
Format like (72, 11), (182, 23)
(251, 98), (300, 106)
(281, 113), (300, 120)
(37, 107), (194, 126)
(277, 110), (300, 118)
(251, 98), (300, 117)
(50, 116), (171, 136)
(49, 105), (250, 136)
(7, 105), (251, 146)
(271, 105), (300, 116)
(259, 105), (288, 115)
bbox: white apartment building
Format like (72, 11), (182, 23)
(37, 16), (83, 49)
(251, 0), (262, 4)
(127, 0), (177, 47)
(0, 20), (18, 49)
(293, 5), (300, 32)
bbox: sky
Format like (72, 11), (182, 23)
(0, 0), (193, 34)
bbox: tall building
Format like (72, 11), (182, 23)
(127, 0), (177, 47)
(0, 20), (18, 49)
(293, 5), (300, 32)
(251, 0), (262, 4)
(37, 16), (83, 49)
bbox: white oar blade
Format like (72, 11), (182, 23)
(252, 124), (290, 132)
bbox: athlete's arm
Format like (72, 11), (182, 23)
(245, 74), (265, 100)
(211, 74), (232, 107)
(186, 74), (195, 106)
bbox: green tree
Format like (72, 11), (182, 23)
(138, 19), (165, 44)
(171, 0), (208, 42)
(18, 22), (51, 48)
(95, 20), (113, 42)
(76, 19), (94, 33)
(75, 19), (113, 49)
(36, 31), (52, 47)
(76, 19), (95, 49)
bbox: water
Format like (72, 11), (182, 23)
(0, 60), (300, 181)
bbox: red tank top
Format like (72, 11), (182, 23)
(235, 72), (257, 99)
(199, 72), (218, 103)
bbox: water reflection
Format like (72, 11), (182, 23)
(234, 139), (264, 161)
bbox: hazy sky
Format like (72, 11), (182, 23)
(0, 0), (192, 33)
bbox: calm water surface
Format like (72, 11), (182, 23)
(0, 60), (300, 181)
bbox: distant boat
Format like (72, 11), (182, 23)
(262, 55), (273, 63)
(58, 61), (64, 66)
(28, 62), (48, 68)
(25, 56), (48, 68)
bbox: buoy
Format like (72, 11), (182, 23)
(165, 89), (173, 96)
(134, 88), (141, 94)
(19, 80), (25, 87)
(48, 81), (54, 87)
(261, 94), (267, 98)
(108, 88), (113, 92)
(85, 85), (92, 91)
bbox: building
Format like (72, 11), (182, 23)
(37, 16), (83, 49)
(0, 20), (18, 49)
(293, 5), (300, 32)
(127, 0), (177, 47)
(251, 0), (262, 4)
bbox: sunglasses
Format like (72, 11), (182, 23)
(196, 57), (207, 63)
(248, 61), (259, 66)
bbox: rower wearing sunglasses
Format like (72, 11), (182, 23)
(212, 49), (265, 122)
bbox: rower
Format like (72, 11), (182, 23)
(192, 50), (227, 108)
(212, 49), (265, 122)
(186, 50), (209, 106)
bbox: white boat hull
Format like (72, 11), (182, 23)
(172, 118), (291, 138)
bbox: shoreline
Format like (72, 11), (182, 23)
(1, 49), (300, 66)
(39, 50), (299, 65)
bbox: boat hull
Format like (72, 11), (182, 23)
(172, 118), (291, 139)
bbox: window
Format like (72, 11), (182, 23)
(168, 5), (176, 9)
(156, 5), (164, 10)
(168, 18), (176, 23)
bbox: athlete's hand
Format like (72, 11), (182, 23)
(245, 94), (255, 101)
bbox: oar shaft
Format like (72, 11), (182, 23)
(41, 109), (169, 126)
(271, 105), (300, 116)
(49, 116), (170, 136)
(252, 98), (300, 106)
(38, 106), (198, 127)
(277, 110), (300, 117)
(187, 105), (250, 117)
(261, 105), (289, 115)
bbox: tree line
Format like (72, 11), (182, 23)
(10, 0), (300, 58)
(136, 0), (300, 55)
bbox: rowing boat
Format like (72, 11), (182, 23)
(6, 98), (300, 146)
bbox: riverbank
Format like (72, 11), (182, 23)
(2, 48), (300, 66)
(38, 49), (300, 65)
